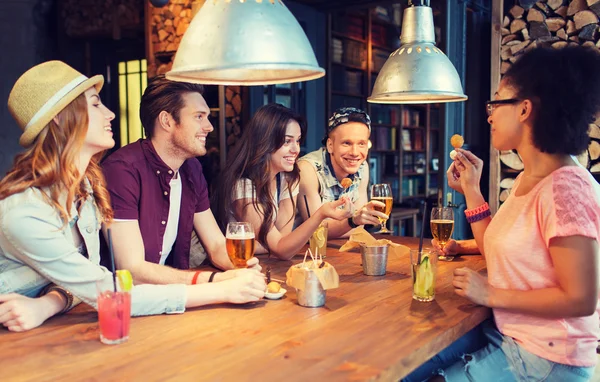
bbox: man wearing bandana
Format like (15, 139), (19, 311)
(297, 107), (388, 238)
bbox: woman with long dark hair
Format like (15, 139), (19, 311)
(213, 103), (351, 260)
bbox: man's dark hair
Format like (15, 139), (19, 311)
(503, 46), (600, 155)
(139, 75), (204, 138)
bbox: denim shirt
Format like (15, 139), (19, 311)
(0, 185), (186, 316)
(298, 147), (366, 203)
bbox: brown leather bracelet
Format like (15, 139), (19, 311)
(44, 286), (74, 315)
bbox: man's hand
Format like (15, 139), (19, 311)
(0, 293), (63, 332)
(452, 267), (492, 306)
(245, 257), (261, 271)
(220, 269), (266, 304)
(352, 200), (388, 226)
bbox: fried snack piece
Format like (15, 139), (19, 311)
(450, 134), (464, 149)
(341, 177), (353, 189)
(267, 281), (281, 293)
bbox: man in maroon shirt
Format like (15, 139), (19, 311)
(102, 76), (260, 287)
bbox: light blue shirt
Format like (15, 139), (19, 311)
(298, 147), (367, 204)
(0, 185), (186, 316)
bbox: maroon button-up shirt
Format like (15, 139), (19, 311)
(102, 139), (210, 269)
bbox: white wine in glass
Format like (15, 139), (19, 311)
(226, 222), (255, 268)
(370, 183), (393, 234)
(430, 207), (455, 261)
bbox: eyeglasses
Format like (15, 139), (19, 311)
(485, 98), (521, 116)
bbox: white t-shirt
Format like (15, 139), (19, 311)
(229, 176), (299, 223)
(159, 175), (182, 265)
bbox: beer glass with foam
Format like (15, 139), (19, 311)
(226, 222), (255, 268)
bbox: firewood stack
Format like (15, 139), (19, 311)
(60, 0), (142, 38)
(498, 0), (600, 202)
(501, 0), (600, 75)
(148, 0), (193, 77)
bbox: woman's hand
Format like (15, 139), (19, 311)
(446, 162), (464, 194)
(432, 238), (460, 256)
(0, 293), (64, 332)
(452, 267), (492, 306)
(453, 149), (484, 196)
(318, 197), (353, 221)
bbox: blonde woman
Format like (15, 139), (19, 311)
(0, 61), (265, 332)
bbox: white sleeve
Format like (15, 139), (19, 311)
(0, 202), (186, 316)
(233, 178), (255, 201)
(280, 177), (299, 201)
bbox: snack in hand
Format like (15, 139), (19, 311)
(449, 134), (464, 160)
(341, 177), (353, 189)
(267, 281), (281, 293)
(450, 134), (464, 148)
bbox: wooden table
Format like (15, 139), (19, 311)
(0, 237), (489, 382)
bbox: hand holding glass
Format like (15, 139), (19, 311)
(370, 183), (393, 234)
(430, 207), (455, 261)
(226, 222), (255, 268)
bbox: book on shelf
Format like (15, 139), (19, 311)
(413, 129), (424, 150)
(369, 157), (379, 184)
(402, 129), (412, 150)
(402, 153), (413, 171)
(414, 153), (426, 174)
(332, 38), (343, 63)
(343, 40), (367, 68)
(401, 108), (422, 127)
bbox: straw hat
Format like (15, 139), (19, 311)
(8, 61), (104, 147)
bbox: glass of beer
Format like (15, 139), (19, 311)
(370, 183), (393, 234)
(430, 207), (455, 261)
(226, 222), (255, 268)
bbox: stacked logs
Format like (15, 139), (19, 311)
(498, 0), (600, 202)
(149, 0), (193, 76)
(60, 0), (142, 38)
(501, 0), (600, 75)
(225, 87), (244, 153)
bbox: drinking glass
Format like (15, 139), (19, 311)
(309, 220), (328, 259)
(97, 280), (131, 345)
(410, 249), (437, 302)
(430, 207), (455, 261)
(370, 183), (393, 234)
(226, 222), (255, 268)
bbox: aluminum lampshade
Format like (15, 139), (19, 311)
(166, 0), (325, 86)
(368, 4), (467, 104)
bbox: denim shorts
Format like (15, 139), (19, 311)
(441, 319), (595, 382)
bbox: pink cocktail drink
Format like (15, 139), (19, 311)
(98, 291), (131, 345)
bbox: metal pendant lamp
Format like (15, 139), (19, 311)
(368, 0), (467, 104)
(166, 0), (325, 86)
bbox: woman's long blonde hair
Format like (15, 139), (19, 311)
(0, 93), (113, 225)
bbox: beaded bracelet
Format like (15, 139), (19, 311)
(464, 202), (491, 223)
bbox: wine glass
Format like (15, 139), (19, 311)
(430, 207), (455, 261)
(225, 222), (255, 268)
(370, 183), (393, 234)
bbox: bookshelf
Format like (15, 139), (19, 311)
(327, 4), (444, 206)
